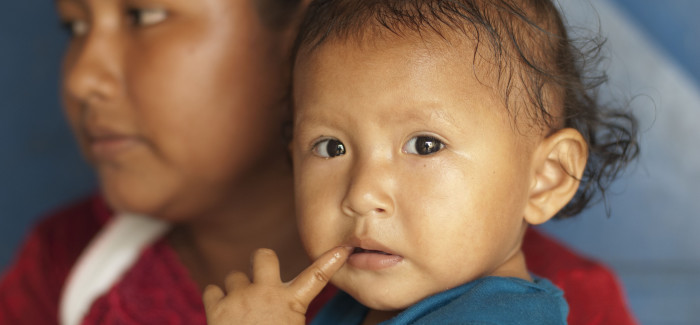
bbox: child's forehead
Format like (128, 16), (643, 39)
(295, 36), (507, 121)
(294, 30), (549, 138)
(296, 14), (531, 93)
(296, 30), (501, 98)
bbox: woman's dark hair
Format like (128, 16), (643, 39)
(255, 0), (304, 29)
(293, 0), (639, 219)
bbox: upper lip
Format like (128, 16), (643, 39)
(346, 236), (400, 256)
(83, 123), (135, 142)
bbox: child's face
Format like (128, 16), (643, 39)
(57, 0), (293, 219)
(292, 37), (540, 310)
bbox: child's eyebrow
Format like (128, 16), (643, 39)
(387, 104), (460, 129)
(296, 101), (461, 131)
(294, 110), (336, 128)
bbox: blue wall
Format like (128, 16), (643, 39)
(0, 1), (97, 268)
(609, 0), (700, 85)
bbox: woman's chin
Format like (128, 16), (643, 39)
(101, 183), (176, 220)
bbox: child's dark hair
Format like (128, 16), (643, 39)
(293, 0), (639, 219)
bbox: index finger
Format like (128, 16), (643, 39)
(288, 246), (352, 309)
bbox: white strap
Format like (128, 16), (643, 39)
(59, 213), (170, 325)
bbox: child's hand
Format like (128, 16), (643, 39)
(202, 246), (351, 325)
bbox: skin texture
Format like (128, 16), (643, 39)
(55, 0), (309, 287)
(291, 35), (588, 320)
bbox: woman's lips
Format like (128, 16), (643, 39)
(89, 135), (141, 161)
(84, 122), (143, 161)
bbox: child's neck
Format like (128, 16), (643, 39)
(360, 249), (532, 324)
(489, 248), (532, 281)
(362, 309), (401, 325)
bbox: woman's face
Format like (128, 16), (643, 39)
(56, 0), (295, 220)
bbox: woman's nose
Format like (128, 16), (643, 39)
(63, 27), (123, 103)
(341, 158), (395, 218)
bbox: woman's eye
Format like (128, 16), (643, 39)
(126, 8), (167, 26)
(403, 136), (444, 155)
(313, 138), (346, 158)
(61, 20), (89, 37)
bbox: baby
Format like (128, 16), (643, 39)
(203, 0), (637, 324)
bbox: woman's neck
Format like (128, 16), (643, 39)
(167, 159), (309, 290)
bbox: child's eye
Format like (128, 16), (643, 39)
(403, 136), (444, 155)
(126, 8), (168, 27)
(313, 138), (346, 158)
(61, 20), (89, 37)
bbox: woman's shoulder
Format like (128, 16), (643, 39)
(0, 194), (111, 324)
(523, 227), (638, 325)
(523, 227), (598, 274)
(3, 193), (112, 281)
(36, 193), (112, 233)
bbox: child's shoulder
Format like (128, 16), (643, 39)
(390, 276), (567, 325)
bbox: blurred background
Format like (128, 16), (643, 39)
(1, 0), (698, 323)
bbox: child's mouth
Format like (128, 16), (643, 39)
(347, 246), (403, 270)
(352, 247), (392, 255)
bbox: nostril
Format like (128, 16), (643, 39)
(375, 208), (386, 213)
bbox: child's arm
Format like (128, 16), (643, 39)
(203, 246), (351, 324)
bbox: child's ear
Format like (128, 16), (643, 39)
(524, 128), (588, 225)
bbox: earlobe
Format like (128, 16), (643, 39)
(524, 128), (588, 225)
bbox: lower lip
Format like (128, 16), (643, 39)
(347, 252), (403, 271)
(90, 137), (141, 160)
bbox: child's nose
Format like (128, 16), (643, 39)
(341, 158), (395, 218)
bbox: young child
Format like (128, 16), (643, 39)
(203, 0), (638, 324)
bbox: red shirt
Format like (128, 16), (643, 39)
(0, 195), (637, 324)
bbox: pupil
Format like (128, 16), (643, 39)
(326, 139), (345, 157)
(416, 137), (439, 155)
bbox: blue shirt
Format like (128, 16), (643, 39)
(311, 276), (568, 324)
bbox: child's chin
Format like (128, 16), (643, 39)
(343, 287), (418, 311)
